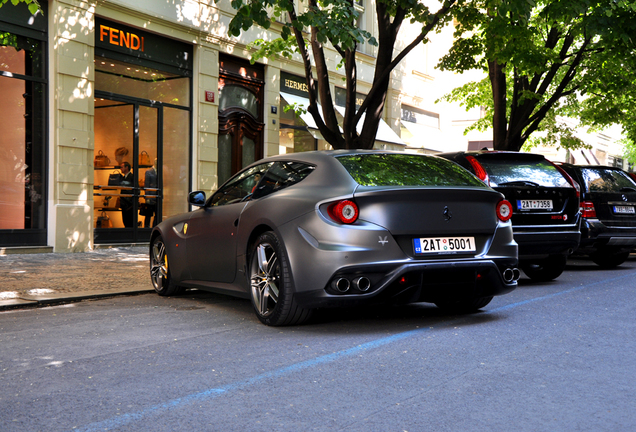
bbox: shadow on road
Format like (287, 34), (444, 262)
(165, 288), (506, 334)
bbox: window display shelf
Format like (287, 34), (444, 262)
(94, 165), (152, 170)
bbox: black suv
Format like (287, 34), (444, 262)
(558, 164), (636, 268)
(440, 151), (580, 281)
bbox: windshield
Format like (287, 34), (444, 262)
(337, 154), (488, 188)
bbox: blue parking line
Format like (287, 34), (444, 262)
(75, 270), (634, 432)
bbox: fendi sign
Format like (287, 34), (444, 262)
(95, 18), (193, 72)
(98, 24), (145, 52)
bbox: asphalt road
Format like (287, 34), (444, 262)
(1, 257), (635, 432)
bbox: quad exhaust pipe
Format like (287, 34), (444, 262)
(333, 278), (350, 293)
(502, 268), (520, 283)
(332, 276), (372, 293)
(353, 276), (371, 292)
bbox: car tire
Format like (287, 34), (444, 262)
(590, 249), (631, 269)
(434, 296), (493, 313)
(249, 231), (312, 326)
(150, 235), (184, 296)
(521, 254), (567, 281)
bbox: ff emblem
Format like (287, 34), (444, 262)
(378, 236), (388, 246)
(443, 206), (452, 221)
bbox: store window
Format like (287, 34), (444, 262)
(93, 18), (192, 243)
(279, 96), (318, 153)
(0, 4), (47, 246)
(279, 72), (319, 153)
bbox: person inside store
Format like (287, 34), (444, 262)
(119, 161), (134, 228)
(143, 159), (157, 227)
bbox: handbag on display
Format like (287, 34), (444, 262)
(139, 151), (151, 166)
(108, 170), (122, 186)
(94, 150), (110, 167)
(96, 211), (113, 228)
(115, 146), (129, 163)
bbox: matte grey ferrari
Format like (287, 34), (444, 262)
(149, 151), (518, 326)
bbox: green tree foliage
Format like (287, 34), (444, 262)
(225, 0), (459, 149)
(0, 0), (41, 15)
(438, 0), (636, 152)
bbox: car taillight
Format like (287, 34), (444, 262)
(465, 155), (489, 185)
(550, 161), (580, 198)
(328, 200), (359, 224)
(497, 199), (513, 222)
(581, 201), (596, 218)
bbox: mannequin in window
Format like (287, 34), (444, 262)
(119, 162), (134, 228)
(144, 159), (157, 227)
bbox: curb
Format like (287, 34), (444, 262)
(0, 287), (155, 311)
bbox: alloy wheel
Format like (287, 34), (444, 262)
(250, 242), (280, 317)
(150, 238), (168, 290)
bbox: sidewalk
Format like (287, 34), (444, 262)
(0, 246), (153, 310)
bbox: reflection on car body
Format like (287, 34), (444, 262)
(149, 151), (519, 326)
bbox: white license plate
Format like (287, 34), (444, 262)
(413, 237), (476, 254)
(613, 205), (635, 214)
(517, 199), (553, 210)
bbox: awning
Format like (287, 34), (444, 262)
(334, 106), (404, 146)
(280, 92), (320, 130)
(280, 92), (404, 146)
(400, 120), (445, 152)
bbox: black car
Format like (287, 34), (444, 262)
(558, 164), (636, 268)
(440, 151), (580, 281)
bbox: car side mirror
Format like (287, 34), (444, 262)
(188, 191), (206, 208)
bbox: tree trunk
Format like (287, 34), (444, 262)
(488, 59), (509, 150)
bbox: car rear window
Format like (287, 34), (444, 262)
(477, 157), (570, 188)
(336, 154), (488, 187)
(580, 168), (636, 192)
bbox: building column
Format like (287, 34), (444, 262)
(197, 44), (220, 192)
(49, 0), (96, 252)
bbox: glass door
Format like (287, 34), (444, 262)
(93, 98), (160, 243)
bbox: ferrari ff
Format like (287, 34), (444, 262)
(149, 151), (518, 326)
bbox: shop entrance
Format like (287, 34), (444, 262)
(93, 97), (161, 243)
(93, 18), (192, 245)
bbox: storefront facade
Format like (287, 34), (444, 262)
(1, 1), (203, 252)
(4, 0), (626, 253)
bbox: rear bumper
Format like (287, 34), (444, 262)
(294, 259), (518, 309)
(578, 218), (636, 251)
(513, 229), (580, 258)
